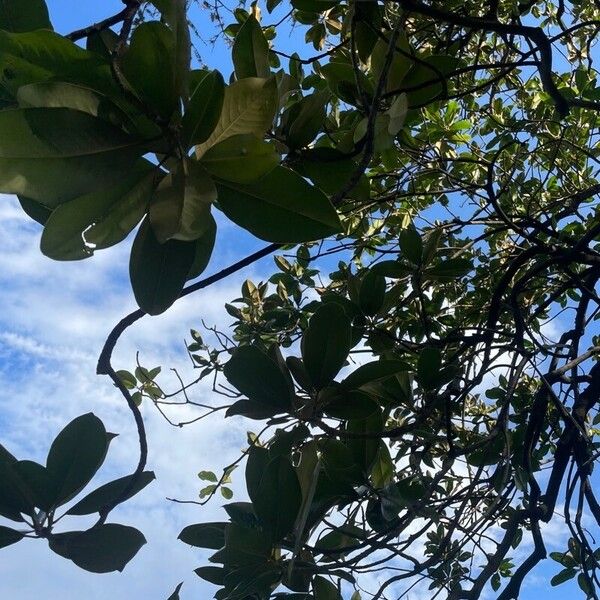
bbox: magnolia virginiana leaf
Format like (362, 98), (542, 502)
(0, 525), (24, 549)
(200, 134), (279, 183)
(41, 164), (155, 260)
(45, 413), (109, 508)
(0, 0), (51, 32)
(120, 22), (177, 119)
(17, 81), (130, 127)
(178, 522), (227, 549)
(232, 15), (270, 80)
(188, 213), (217, 280)
(223, 345), (293, 411)
(387, 93), (408, 135)
(49, 524), (146, 573)
(150, 160), (216, 243)
(195, 77), (278, 157)
(129, 217), (197, 315)
(66, 471), (156, 515)
(252, 455), (302, 541)
(281, 90), (329, 149)
(216, 166), (341, 243)
(0, 108), (143, 206)
(301, 303), (352, 389)
(0, 29), (116, 99)
(182, 70), (225, 147)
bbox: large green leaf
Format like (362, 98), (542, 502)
(313, 576), (342, 600)
(66, 471), (156, 515)
(253, 455), (302, 541)
(179, 522), (227, 549)
(188, 213), (217, 279)
(0, 0), (52, 32)
(210, 523), (272, 566)
(182, 70), (225, 147)
(149, 160), (216, 243)
(49, 524), (146, 573)
(301, 303), (352, 389)
(0, 445), (33, 520)
(195, 77), (278, 156)
(40, 164), (155, 260)
(200, 134), (279, 183)
(12, 460), (54, 511)
(232, 15), (270, 80)
(216, 166), (341, 243)
(347, 409), (384, 474)
(129, 217), (197, 315)
(0, 525), (24, 549)
(0, 30), (115, 99)
(223, 345), (293, 411)
(0, 108), (144, 206)
(340, 360), (411, 391)
(281, 91), (329, 149)
(120, 22), (177, 119)
(293, 148), (369, 201)
(45, 413), (108, 508)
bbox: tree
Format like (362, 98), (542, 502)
(1, 0), (600, 597)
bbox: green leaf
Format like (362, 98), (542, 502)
(179, 522), (227, 549)
(341, 360), (410, 391)
(253, 455), (302, 541)
(347, 409), (384, 474)
(399, 227), (422, 265)
(129, 217), (197, 315)
(0, 107), (143, 207)
(217, 166), (340, 243)
(233, 15), (270, 80)
(0, 445), (34, 519)
(281, 91), (329, 149)
(66, 471), (156, 515)
(12, 460), (54, 511)
(150, 160), (215, 243)
(210, 523), (272, 566)
(195, 566), (225, 585)
(424, 258), (472, 281)
(302, 303), (352, 389)
(17, 196), (51, 225)
(550, 567), (577, 586)
(313, 576), (342, 600)
(196, 77), (278, 156)
(49, 524), (146, 573)
(0, 29), (115, 99)
(294, 148), (369, 202)
(120, 22), (177, 119)
(182, 70), (225, 147)
(403, 55), (463, 108)
(0, 525), (24, 549)
(358, 270), (386, 316)
(40, 163), (155, 260)
(45, 413), (108, 508)
(167, 582), (184, 600)
(223, 345), (293, 411)
(0, 0), (52, 32)
(188, 212), (217, 279)
(200, 134), (279, 183)
(16, 81), (134, 129)
(225, 399), (279, 420)
(323, 390), (380, 420)
(370, 444), (394, 488)
(246, 446), (270, 503)
(578, 573), (594, 596)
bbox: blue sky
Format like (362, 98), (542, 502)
(0, 2), (588, 599)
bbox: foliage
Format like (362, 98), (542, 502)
(2, 0), (600, 599)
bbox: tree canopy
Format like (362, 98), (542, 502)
(2, 0), (600, 598)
